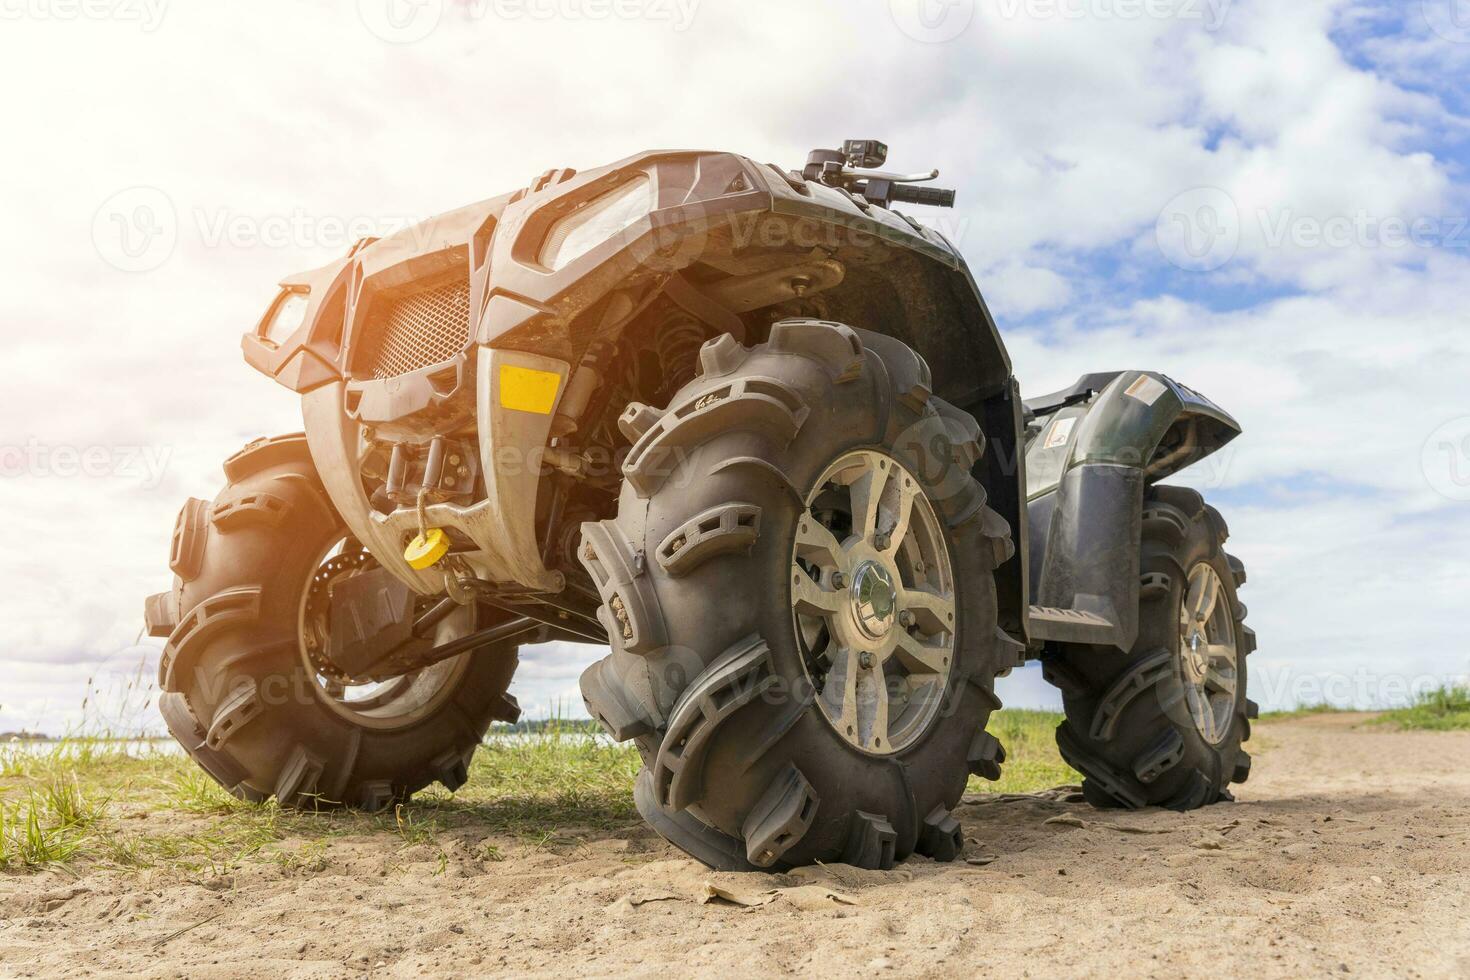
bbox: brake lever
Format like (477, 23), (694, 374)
(841, 167), (940, 184)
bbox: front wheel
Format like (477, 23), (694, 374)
(147, 435), (523, 809)
(1045, 485), (1257, 810)
(578, 321), (1018, 870)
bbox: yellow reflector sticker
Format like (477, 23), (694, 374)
(499, 364), (561, 415)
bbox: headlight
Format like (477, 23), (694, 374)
(538, 176), (652, 271)
(261, 289), (309, 347)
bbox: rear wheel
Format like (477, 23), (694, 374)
(148, 434), (523, 809)
(1045, 485), (1257, 810)
(578, 321), (1018, 870)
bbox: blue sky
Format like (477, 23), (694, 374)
(1, 0), (1467, 732)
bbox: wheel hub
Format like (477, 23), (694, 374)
(851, 560), (897, 638)
(1182, 622), (1209, 681)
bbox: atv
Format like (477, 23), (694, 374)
(147, 140), (1255, 870)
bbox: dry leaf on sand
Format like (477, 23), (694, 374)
(700, 882), (778, 907)
(1043, 814), (1087, 829)
(699, 882), (860, 911)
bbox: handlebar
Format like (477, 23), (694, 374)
(803, 141), (957, 210)
(888, 184), (956, 208)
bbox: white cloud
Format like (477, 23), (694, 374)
(978, 260), (1075, 316)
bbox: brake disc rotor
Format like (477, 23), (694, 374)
(301, 545), (374, 685)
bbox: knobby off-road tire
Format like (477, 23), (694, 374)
(578, 320), (1018, 871)
(147, 434), (521, 809)
(1045, 485), (1257, 810)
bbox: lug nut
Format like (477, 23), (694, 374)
(874, 533), (891, 550)
(858, 651), (876, 670)
(831, 570), (847, 589)
(899, 610), (916, 629)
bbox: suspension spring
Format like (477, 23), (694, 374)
(653, 313), (710, 402)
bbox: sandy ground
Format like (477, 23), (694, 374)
(2, 714), (1468, 979)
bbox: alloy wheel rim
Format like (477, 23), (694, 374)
(1177, 562), (1239, 745)
(791, 450), (957, 755)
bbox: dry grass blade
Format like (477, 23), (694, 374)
(151, 911), (224, 949)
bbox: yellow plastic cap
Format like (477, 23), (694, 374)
(404, 528), (450, 570)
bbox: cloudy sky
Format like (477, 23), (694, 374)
(1, 0), (1467, 734)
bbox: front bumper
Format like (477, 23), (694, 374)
(302, 347), (570, 595)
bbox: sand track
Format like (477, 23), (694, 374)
(2, 714), (1468, 978)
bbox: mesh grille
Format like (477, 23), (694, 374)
(360, 274), (472, 379)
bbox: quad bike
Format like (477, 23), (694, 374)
(146, 140), (1256, 870)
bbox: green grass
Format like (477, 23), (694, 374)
(1260, 701), (1353, 719)
(965, 709), (1076, 795)
(0, 724), (643, 876)
(0, 772), (110, 869)
(0, 710), (1074, 875)
(1373, 684), (1470, 731)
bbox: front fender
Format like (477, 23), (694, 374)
(480, 149), (1013, 404)
(1024, 372), (1242, 651)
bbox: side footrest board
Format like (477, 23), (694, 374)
(1027, 603), (1120, 647)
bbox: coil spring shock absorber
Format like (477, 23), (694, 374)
(653, 313), (710, 404)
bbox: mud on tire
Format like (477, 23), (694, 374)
(1046, 485), (1256, 810)
(578, 320), (1018, 870)
(147, 434), (522, 809)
